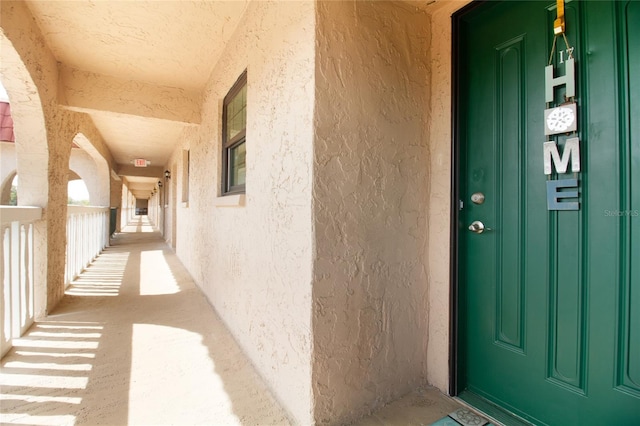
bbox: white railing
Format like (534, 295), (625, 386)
(1, 206), (42, 358)
(65, 206), (109, 286)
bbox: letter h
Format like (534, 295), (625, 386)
(545, 58), (575, 103)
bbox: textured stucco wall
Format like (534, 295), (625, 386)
(3, 0), (476, 420)
(120, 179), (136, 226)
(47, 109), (116, 310)
(313, 2), (431, 423)
(168, 126), (196, 266)
(1, 1), (118, 313)
(0, 2), (52, 208)
(70, 118), (116, 209)
(166, 2), (315, 424)
(110, 175), (122, 233)
(2, 0), (58, 315)
(59, 65), (202, 125)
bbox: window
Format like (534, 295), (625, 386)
(222, 71), (247, 194)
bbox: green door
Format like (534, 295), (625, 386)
(456, 1), (640, 424)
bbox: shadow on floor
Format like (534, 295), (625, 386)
(1, 217), (291, 425)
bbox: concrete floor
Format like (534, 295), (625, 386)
(350, 388), (467, 426)
(1, 216), (469, 426)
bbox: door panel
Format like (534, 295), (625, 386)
(457, 1), (640, 424)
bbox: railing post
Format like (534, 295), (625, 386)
(1, 226), (11, 357)
(10, 222), (20, 338)
(64, 206), (109, 288)
(0, 207), (42, 358)
(26, 223), (34, 329)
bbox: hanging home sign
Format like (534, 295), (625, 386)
(544, 0), (580, 211)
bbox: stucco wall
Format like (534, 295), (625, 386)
(120, 179), (136, 226)
(110, 175), (122, 232)
(167, 2), (315, 424)
(47, 109), (117, 310)
(169, 126), (196, 266)
(312, 2), (431, 423)
(70, 120), (116, 209)
(1, 1), (118, 313)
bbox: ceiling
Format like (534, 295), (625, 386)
(24, 0), (250, 198)
(26, 1), (249, 91)
(22, 0), (440, 199)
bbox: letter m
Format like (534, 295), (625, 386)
(543, 137), (581, 175)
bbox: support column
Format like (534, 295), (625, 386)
(45, 113), (73, 311)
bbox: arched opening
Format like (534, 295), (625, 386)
(1, 18), (52, 338)
(0, 79), (8, 100)
(0, 173), (18, 205)
(0, 81), (17, 205)
(70, 134), (110, 207)
(0, 33), (48, 207)
(65, 138), (110, 287)
(68, 175), (90, 206)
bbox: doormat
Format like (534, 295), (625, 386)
(430, 408), (495, 426)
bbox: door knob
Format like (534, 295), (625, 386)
(468, 220), (492, 233)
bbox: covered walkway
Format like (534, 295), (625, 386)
(1, 216), (468, 426)
(0, 217), (291, 425)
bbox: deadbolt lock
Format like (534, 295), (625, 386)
(471, 192), (485, 204)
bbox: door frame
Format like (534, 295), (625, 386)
(449, 0), (486, 397)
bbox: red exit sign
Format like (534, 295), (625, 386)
(134, 158), (148, 167)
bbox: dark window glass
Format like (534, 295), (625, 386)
(222, 71), (247, 194)
(229, 141), (246, 188)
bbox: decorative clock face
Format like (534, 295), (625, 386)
(546, 107), (575, 132)
(544, 103), (578, 135)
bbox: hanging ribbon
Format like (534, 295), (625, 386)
(548, 0), (574, 69)
(554, 0), (565, 34)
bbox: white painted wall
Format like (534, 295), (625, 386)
(166, 2), (315, 424)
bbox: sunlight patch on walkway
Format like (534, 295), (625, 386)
(12, 350), (96, 359)
(129, 323), (241, 425)
(0, 394), (82, 404)
(0, 322), (104, 425)
(0, 373), (88, 389)
(121, 216), (156, 233)
(0, 414), (77, 425)
(3, 229), (291, 426)
(11, 338), (98, 350)
(3, 361), (93, 372)
(27, 331), (102, 339)
(35, 324), (103, 330)
(139, 250), (180, 295)
(66, 251), (129, 297)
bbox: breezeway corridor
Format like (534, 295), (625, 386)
(0, 216), (469, 426)
(0, 216), (292, 425)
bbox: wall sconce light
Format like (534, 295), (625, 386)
(164, 170), (171, 179)
(158, 180), (163, 188)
